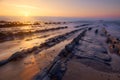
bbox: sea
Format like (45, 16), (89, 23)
(0, 16), (119, 22)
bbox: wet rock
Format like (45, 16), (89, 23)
(65, 44), (74, 52)
(88, 27), (92, 31)
(95, 29), (98, 34)
(106, 37), (112, 44)
(21, 49), (28, 54)
(94, 53), (111, 62)
(94, 48), (108, 54)
(46, 42), (55, 47)
(8, 52), (23, 61)
(75, 24), (89, 28)
(61, 63), (67, 71)
(0, 60), (9, 66)
(31, 46), (38, 52)
(107, 36), (120, 55)
(58, 49), (68, 57)
(48, 61), (66, 80)
(72, 38), (79, 44)
(117, 38), (120, 41)
(101, 50), (108, 54)
(76, 53), (93, 59)
(34, 50), (41, 54)
(113, 47), (119, 54)
(64, 26), (68, 28)
(27, 48), (33, 53)
(102, 28), (107, 35)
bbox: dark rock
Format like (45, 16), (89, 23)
(27, 48), (33, 53)
(73, 38), (79, 44)
(8, 52), (23, 61)
(88, 27), (92, 31)
(34, 50), (40, 54)
(58, 49), (68, 57)
(65, 44), (74, 52)
(0, 60), (9, 66)
(101, 50), (108, 54)
(106, 37), (112, 44)
(95, 29), (98, 34)
(94, 53), (111, 62)
(31, 46), (38, 52)
(46, 42), (55, 47)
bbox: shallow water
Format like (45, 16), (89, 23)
(0, 27), (83, 80)
(0, 22), (80, 61)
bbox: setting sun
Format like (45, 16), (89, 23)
(24, 12), (29, 17)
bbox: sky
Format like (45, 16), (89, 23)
(0, 0), (120, 18)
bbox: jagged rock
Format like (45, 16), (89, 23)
(73, 38), (79, 44)
(31, 46), (38, 52)
(8, 52), (23, 61)
(46, 42), (55, 47)
(65, 44), (74, 52)
(58, 49), (68, 57)
(27, 48), (33, 53)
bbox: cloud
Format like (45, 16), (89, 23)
(14, 5), (39, 9)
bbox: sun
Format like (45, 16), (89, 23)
(24, 12), (30, 17)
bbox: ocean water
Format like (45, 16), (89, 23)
(0, 16), (119, 22)
(0, 16), (84, 22)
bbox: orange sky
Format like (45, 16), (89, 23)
(0, 0), (120, 18)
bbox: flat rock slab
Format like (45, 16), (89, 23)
(63, 60), (120, 80)
(94, 53), (112, 62)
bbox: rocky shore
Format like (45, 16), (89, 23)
(33, 23), (120, 80)
(0, 27), (87, 66)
